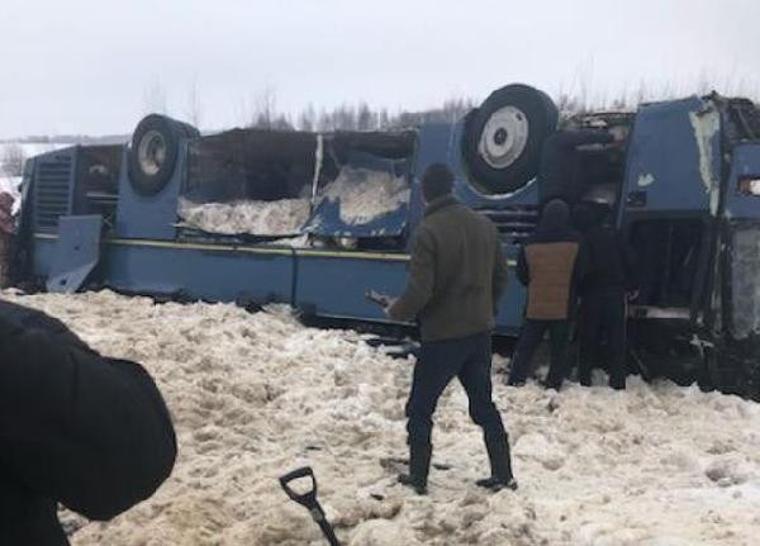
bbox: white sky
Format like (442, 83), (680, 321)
(1, 0), (759, 139)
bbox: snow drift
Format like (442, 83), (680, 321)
(2, 291), (758, 545)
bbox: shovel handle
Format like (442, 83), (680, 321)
(279, 466), (318, 506)
(279, 466), (341, 545)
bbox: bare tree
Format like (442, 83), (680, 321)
(143, 79), (168, 115)
(356, 102), (376, 131)
(186, 80), (203, 128)
(249, 87), (278, 129)
(298, 104), (317, 132)
(1, 144), (26, 177)
(378, 108), (390, 130)
(317, 109), (333, 132)
(332, 104), (357, 131)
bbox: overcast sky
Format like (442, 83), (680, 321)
(1, 0), (759, 139)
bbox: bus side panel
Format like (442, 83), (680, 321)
(294, 255), (408, 321)
(103, 243), (295, 304)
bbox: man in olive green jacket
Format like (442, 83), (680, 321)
(386, 163), (515, 494)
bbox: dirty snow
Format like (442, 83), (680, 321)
(3, 290), (760, 546)
(177, 197), (311, 237)
(321, 167), (410, 225)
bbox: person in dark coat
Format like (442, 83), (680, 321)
(386, 163), (515, 494)
(0, 300), (177, 545)
(507, 199), (588, 390)
(538, 129), (615, 205)
(573, 202), (637, 389)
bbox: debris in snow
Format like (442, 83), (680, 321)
(3, 290), (759, 545)
(321, 167), (410, 225)
(704, 456), (754, 487)
(177, 197), (311, 237)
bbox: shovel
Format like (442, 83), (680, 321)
(279, 466), (340, 546)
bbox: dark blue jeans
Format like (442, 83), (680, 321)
(580, 288), (627, 389)
(508, 319), (571, 389)
(405, 332), (512, 480)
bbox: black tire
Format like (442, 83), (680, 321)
(127, 114), (198, 196)
(462, 84), (558, 195)
(177, 121), (201, 139)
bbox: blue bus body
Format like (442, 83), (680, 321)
(13, 89), (760, 396)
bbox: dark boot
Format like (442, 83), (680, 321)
(476, 475), (518, 492)
(477, 429), (516, 491)
(397, 473), (427, 495)
(398, 440), (431, 495)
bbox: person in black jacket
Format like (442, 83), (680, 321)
(507, 199), (588, 390)
(0, 300), (176, 545)
(573, 202), (637, 389)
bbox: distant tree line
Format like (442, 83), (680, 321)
(244, 93), (477, 133)
(1, 144), (26, 177)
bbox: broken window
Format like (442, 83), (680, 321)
(179, 128), (416, 243)
(181, 130), (317, 237)
(629, 219), (705, 308)
(73, 145), (123, 231)
(730, 226), (760, 339)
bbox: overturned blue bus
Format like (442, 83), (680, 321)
(11, 84), (760, 399)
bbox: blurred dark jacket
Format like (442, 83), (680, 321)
(574, 203), (637, 293)
(0, 300), (177, 545)
(538, 130), (614, 205)
(389, 195), (508, 341)
(517, 200), (588, 319)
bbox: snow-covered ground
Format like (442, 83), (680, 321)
(3, 290), (759, 545)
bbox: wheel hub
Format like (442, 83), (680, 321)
(137, 130), (167, 176)
(477, 106), (529, 170)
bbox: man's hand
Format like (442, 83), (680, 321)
(382, 297), (398, 317)
(366, 290), (396, 315)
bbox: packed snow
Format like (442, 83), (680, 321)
(3, 290), (759, 545)
(176, 167), (410, 238)
(177, 197), (312, 237)
(321, 167), (410, 225)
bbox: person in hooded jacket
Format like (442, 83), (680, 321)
(507, 199), (588, 389)
(573, 202), (637, 389)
